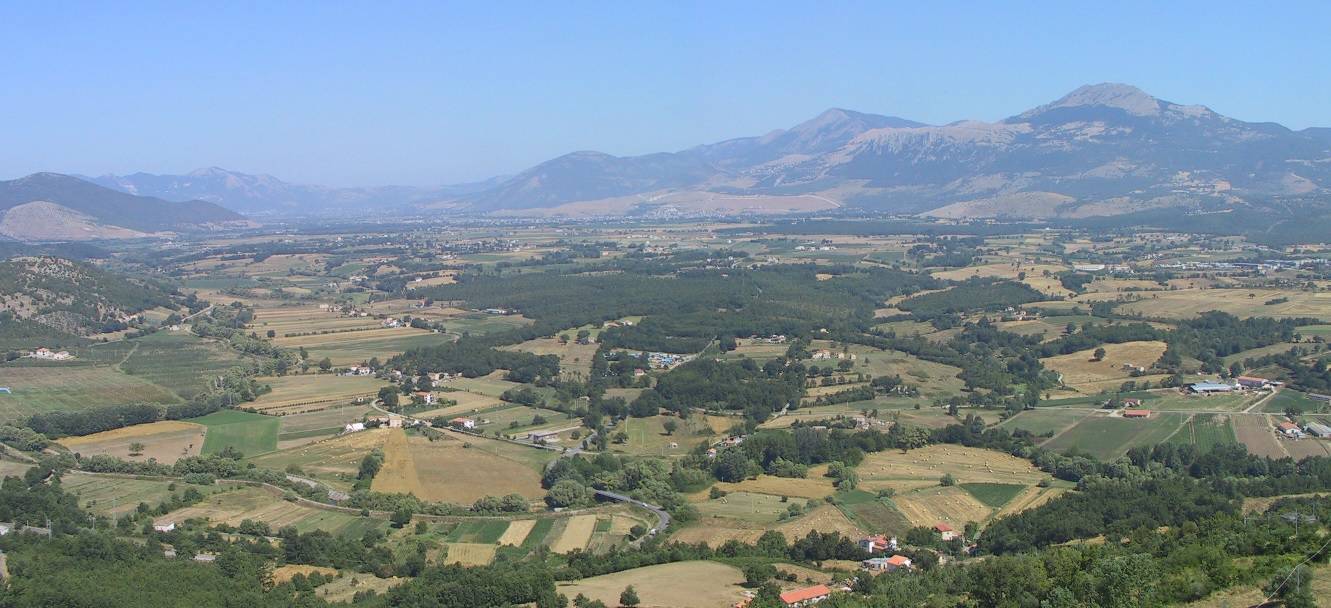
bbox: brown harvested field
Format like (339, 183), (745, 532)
(1116, 288), (1331, 321)
(1234, 415), (1288, 458)
(1285, 437), (1331, 459)
(670, 504), (863, 547)
(856, 445), (1045, 491)
(496, 519), (537, 546)
(892, 486), (992, 529)
(549, 514), (597, 553)
(406, 273), (457, 288)
(249, 374), (384, 414)
(555, 561), (747, 608)
(500, 337), (599, 376)
(993, 485), (1068, 519)
(441, 543), (497, 566)
(57, 421), (205, 464)
(1241, 492), (1330, 514)
(931, 262), (1072, 297)
(374, 431), (545, 503)
(1040, 341), (1168, 390)
(776, 504), (865, 539)
(316, 575), (405, 603)
(698, 474), (837, 501)
(272, 565), (338, 584)
(275, 327), (434, 348)
(669, 526), (764, 546)
(371, 429), (426, 497)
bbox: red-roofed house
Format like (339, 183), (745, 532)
(1236, 376), (1271, 389)
(1277, 421), (1305, 439)
(1123, 409), (1151, 419)
(449, 417), (476, 430)
(858, 534), (892, 553)
(934, 523), (960, 541)
(780, 584), (831, 607)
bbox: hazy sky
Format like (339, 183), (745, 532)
(4, 1), (1329, 186)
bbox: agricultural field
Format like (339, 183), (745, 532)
(1233, 414), (1289, 458)
(499, 336), (598, 376)
(1115, 288), (1331, 321)
(62, 473), (222, 518)
(694, 492), (796, 524)
(998, 408), (1092, 438)
(931, 261), (1072, 297)
(372, 430), (548, 504)
(1141, 391), (1259, 412)
(414, 390), (506, 418)
(163, 484), (388, 536)
(554, 561), (747, 608)
(249, 428), (389, 490)
(700, 473), (838, 501)
(831, 342), (967, 402)
(448, 371), (524, 398)
(1261, 389), (1325, 414)
(891, 486), (991, 529)
(960, 483), (1029, 509)
(248, 374), (384, 415)
(855, 445), (1047, 493)
(276, 404), (376, 445)
(835, 489), (911, 535)
(1169, 414), (1239, 450)
(1040, 340), (1168, 392)
(119, 332), (250, 399)
(57, 420), (205, 464)
(1042, 412), (1188, 460)
(192, 409), (281, 457)
(611, 414), (723, 456)
(719, 339), (790, 361)
(547, 514), (597, 553)
(671, 503), (864, 547)
(440, 543), (498, 566)
(0, 365), (180, 421)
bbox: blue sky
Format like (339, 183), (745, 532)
(3, 1), (1329, 186)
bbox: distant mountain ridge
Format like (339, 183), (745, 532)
(67, 83), (1331, 219)
(85, 168), (505, 216)
(0, 173), (247, 241)
(457, 83), (1331, 217)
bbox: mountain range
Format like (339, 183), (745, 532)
(0, 173), (247, 242)
(27, 83), (1331, 224)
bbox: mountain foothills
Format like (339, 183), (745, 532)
(0, 256), (188, 341)
(81, 83), (1331, 220)
(0, 173), (248, 242)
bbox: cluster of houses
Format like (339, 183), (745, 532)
(749, 334), (788, 344)
(318, 303), (371, 317)
(1277, 419), (1331, 440)
(25, 347), (73, 361)
(1071, 263), (1133, 274)
(343, 414), (408, 434)
(811, 349), (855, 361)
(1186, 376), (1280, 395)
(616, 350), (691, 369)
